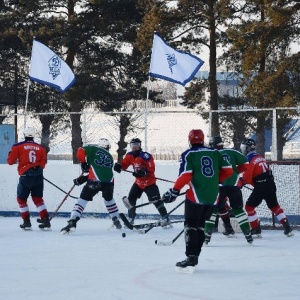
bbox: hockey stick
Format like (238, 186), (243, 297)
(123, 169), (175, 183)
(119, 214), (183, 233)
(44, 177), (78, 199)
(136, 199), (186, 234)
(155, 228), (184, 246)
(49, 184), (76, 221)
(120, 199), (185, 234)
(142, 199), (186, 233)
(131, 191), (186, 209)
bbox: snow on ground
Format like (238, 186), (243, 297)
(1, 160), (300, 300)
(0, 217), (299, 300)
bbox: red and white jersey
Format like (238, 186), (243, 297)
(120, 151), (156, 189)
(7, 140), (47, 175)
(241, 152), (269, 186)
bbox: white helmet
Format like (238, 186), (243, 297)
(24, 126), (36, 138)
(98, 138), (111, 150)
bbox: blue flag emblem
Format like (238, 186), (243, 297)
(48, 55), (61, 80)
(166, 53), (177, 74)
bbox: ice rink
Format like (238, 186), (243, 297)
(1, 216), (299, 300)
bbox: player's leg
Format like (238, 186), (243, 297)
(176, 201), (208, 270)
(125, 184), (142, 224)
(145, 184), (169, 226)
(264, 181), (293, 237)
(102, 183), (122, 229)
(17, 176), (31, 230)
(61, 184), (97, 233)
(31, 175), (51, 229)
(245, 188), (263, 237)
(228, 186), (252, 243)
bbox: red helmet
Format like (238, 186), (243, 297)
(188, 129), (204, 146)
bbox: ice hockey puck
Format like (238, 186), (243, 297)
(122, 232), (126, 238)
(155, 240), (158, 244)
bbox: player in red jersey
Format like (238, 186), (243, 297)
(240, 138), (293, 237)
(114, 138), (169, 226)
(7, 127), (50, 230)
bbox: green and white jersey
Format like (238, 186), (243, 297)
(81, 145), (114, 182)
(219, 148), (248, 186)
(175, 146), (232, 205)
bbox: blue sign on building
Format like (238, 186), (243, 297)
(0, 125), (15, 164)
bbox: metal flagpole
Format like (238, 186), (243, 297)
(145, 76), (151, 152)
(24, 79), (31, 129)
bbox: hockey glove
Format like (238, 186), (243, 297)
(132, 170), (147, 178)
(114, 162), (122, 173)
(81, 162), (90, 173)
(73, 175), (88, 186)
(162, 188), (180, 203)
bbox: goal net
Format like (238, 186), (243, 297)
(241, 161), (300, 226)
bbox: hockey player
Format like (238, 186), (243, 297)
(162, 129), (233, 272)
(7, 126), (51, 230)
(113, 138), (170, 226)
(204, 136), (253, 244)
(61, 138), (122, 234)
(240, 138), (293, 237)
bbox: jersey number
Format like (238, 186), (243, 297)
(29, 150), (36, 163)
(94, 151), (113, 168)
(201, 156), (214, 177)
(259, 162), (268, 172)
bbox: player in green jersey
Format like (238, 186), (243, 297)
(204, 136), (253, 245)
(162, 129), (233, 272)
(61, 138), (122, 234)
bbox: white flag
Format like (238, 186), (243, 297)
(149, 32), (204, 86)
(29, 39), (75, 93)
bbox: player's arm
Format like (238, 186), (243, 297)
(240, 160), (255, 185)
(237, 162), (249, 174)
(7, 146), (18, 165)
(76, 147), (90, 172)
(219, 152), (233, 182)
(114, 154), (131, 173)
(219, 166), (233, 183)
(173, 172), (192, 191)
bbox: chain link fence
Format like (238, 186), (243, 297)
(0, 109), (209, 160)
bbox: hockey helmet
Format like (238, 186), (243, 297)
(98, 138), (111, 150)
(240, 138), (256, 155)
(188, 129), (204, 146)
(209, 136), (224, 149)
(130, 138), (141, 149)
(24, 126), (36, 138)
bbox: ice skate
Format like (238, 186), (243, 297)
(175, 255), (198, 274)
(243, 230), (253, 244)
(37, 217), (51, 230)
(20, 217), (32, 230)
(122, 196), (132, 209)
(222, 224), (235, 237)
(204, 229), (213, 245)
(60, 217), (79, 234)
(283, 220), (293, 237)
(112, 216), (122, 230)
(160, 215), (173, 229)
(251, 225), (262, 238)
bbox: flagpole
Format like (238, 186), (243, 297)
(145, 76), (151, 152)
(24, 79), (31, 129)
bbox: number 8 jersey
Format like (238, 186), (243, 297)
(173, 145), (233, 205)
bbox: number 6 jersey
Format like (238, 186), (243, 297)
(7, 140), (47, 175)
